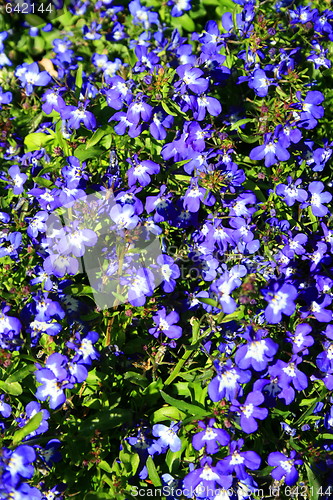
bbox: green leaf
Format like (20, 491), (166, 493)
(24, 132), (53, 152)
(75, 63), (83, 91)
(197, 297), (219, 308)
(305, 463), (320, 500)
(161, 100), (178, 116)
(74, 146), (105, 161)
(33, 177), (54, 188)
(98, 460), (112, 474)
(0, 380), (23, 396)
(171, 13), (195, 31)
(6, 365), (35, 383)
(160, 390), (209, 417)
(86, 126), (112, 149)
(124, 371), (149, 388)
(78, 409), (132, 434)
(12, 412), (43, 446)
(152, 406), (186, 423)
(146, 456), (162, 486)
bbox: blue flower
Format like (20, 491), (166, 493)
(268, 450), (303, 486)
(192, 418), (230, 454)
(262, 282), (297, 324)
(152, 421), (182, 452)
(250, 133), (290, 168)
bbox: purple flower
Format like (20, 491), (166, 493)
(156, 254), (180, 293)
(27, 211), (48, 238)
(216, 439), (261, 481)
(275, 177), (308, 206)
(110, 203), (139, 230)
(127, 155), (160, 187)
(43, 254), (79, 278)
(0, 86), (12, 109)
(35, 353), (71, 409)
(208, 359), (251, 402)
(0, 394), (11, 418)
(235, 329), (278, 372)
(57, 226), (97, 258)
(149, 308), (182, 339)
(286, 323), (313, 355)
(176, 64), (209, 94)
(2, 445), (36, 487)
(248, 69), (275, 97)
(183, 456), (232, 497)
(230, 391), (268, 434)
(308, 181), (332, 217)
(268, 450), (303, 486)
(262, 282), (297, 324)
(121, 267), (155, 307)
(15, 62), (51, 95)
(8, 165), (27, 195)
(127, 96), (153, 125)
(192, 418), (230, 454)
(152, 421), (181, 452)
(250, 133), (290, 168)
(269, 357), (308, 405)
(294, 90), (324, 129)
(61, 104), (96, 130)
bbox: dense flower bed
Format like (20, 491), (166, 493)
(0, 0), (333, 498)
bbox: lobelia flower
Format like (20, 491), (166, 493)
(175, 63), (209, 94)
(35, 353), (72, 410)
(307, 181), (332, 217)
(15, 62), (51, 95)
(149, 108), (174, 140)
(316, 326), (333, 374)
(275, 177), (308, 206)
(216, 439), (261, 482)
(0, 394), (11, 418)
(267, 450), (303, 486)
(110, 203), (139, 230)
(152, 421), (182, 452)
(156, 254), (180, 293)
(16, 401), (50, 440)
(208, 359), (251, 402)
(250, 133), (290, 168)
(183, 179), (216, 213)
(43, 253), (79, 278)
(2, 445), (36, 487)
(192, 418), (230, 454)
(27, 211), (48, 239)
(234, 328), (278, 372)
(0, 86), (12, 109)
(294, 90), (324, 129)
(149, 307), (182, 339)
(121, 267), (155, 307)
(261, 281), (297, 324)
(248, 69), (275, 97)
(57, 224), (97, 258)
(268, 357), (308, 405)
(168, 0), (192, 17)
(126, 155), (160, 187)
(286, 323), (313, 355)
(230, 391), (268, 434)
(7, 165), (27, 195)
(183, 456), (233, 497)
(41, 88), (66, 114)
(127, 94), (153, 125)
(60, 104), (96, 130)
(210, 271), (242, 314)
